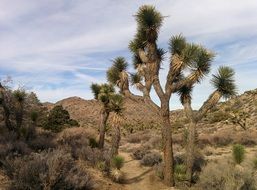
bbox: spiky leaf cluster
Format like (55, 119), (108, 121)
(90, 83), (123, 113)
(13, 89), (26, 103)
(107, 57), (128, 85)
(177, 85), (193, 105)
(129, 5), (163, 62)
(130, 73), (142, 85)
(109, 94), (124, 114)
(211, 66), (237, 99)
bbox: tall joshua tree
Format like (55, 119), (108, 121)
(91, 83), (123, 149)
(128, 5), (215, 186)
(178, 66), (237, 183)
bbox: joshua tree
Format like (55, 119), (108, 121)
(13, 89), (26, 137)
(0, 83), (13, 131)
(128, 5), (215, 186)
(109, 94), (124, 158)
(178, 66), (237, 183)
(91, 83), (123, 149)
(107, 57), (132, 97)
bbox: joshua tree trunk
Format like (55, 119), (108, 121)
(110, 123), (121, 158)
(161, 100), (175, 186)
(2, 101), (13, 131)
(186, 121), (197, 184)
(98, 109), (109, 149)
(0, 85), (13, 131)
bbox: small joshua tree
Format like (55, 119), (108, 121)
(91, 83), (123, 149)
(178, 66), (237, 183)
(13, 89), (27, 138)
(0, 83), (13, 131)
(109, 94), (124, 158)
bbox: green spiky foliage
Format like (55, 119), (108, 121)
(168, 35), (214, 81)
(211, 66), (237, 99)
(109, 94), (124, 115)
(90, 83), (101, 99)
(135, 5), (163, 43)
(130, 73), (142, 85)
(107, 57), (128, 85)
(90, 83), (123, 112)
(169, 35), (187, 55)
(13, 89), (26, 103)
(177, 85), (193, 105)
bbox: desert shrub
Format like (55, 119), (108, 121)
(140, 152), (162, 166)
(126, 131), (151, 143)
(111, 155), (124, 170)
(233, 131), (257, 146)
(174, 164), (187, 181)
(198, 161), (256, 190)
(132, 146), (150, 160)
(79, 147), (109, 167)
(28, 130), (56, 151)
(233, 144), (245, 164)
(8, 149), (94, 190)
(43, 105), (79, 132)
(212, 133), (233, 146)
(146, 135), (162, 149)
(57, 128), (92, 159)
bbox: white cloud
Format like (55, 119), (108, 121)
(0, 0), (257, 108)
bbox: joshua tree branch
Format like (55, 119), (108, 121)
(196, 90), (222, 121)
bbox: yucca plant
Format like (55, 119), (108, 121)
(13, 89), (27, 138)
(232, 144), (245, 164)
(177, 66), (236, 183)
(91, 83), (124, 149)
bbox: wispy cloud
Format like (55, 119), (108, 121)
(0, 0), (256, 109)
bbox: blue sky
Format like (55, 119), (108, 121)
(0, 0), (257, 110)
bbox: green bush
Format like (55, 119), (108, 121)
(174, 164), (187, 181)
(233, 144), (245, 164)
(111, 155), (124, 170)
(43, 105), (79, 132)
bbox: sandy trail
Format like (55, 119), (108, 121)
(120, 151), (176, 190)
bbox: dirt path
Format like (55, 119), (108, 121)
(120, 152), (176, 190)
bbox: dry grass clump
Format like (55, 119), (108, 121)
(197, 160), (256, 190)
(27, 129), (56, 151)
(198, 129), (257, 148)
(126, 131), (151, 143)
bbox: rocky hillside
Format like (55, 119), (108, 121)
(45, 89), (257, 132)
